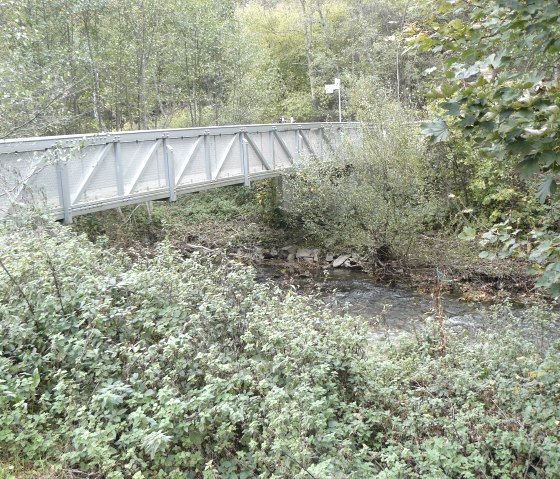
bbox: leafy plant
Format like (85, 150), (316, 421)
(410, 0), (560, 202)
(0, 218), (374, 478)
(283, 93), (439, 254)
(1, 218), (559, 478)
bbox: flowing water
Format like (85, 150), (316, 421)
(255, 264), (487, 340)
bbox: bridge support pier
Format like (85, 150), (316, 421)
(272, 175), (289, 213)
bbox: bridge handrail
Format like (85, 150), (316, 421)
(0, 122), (360, 154)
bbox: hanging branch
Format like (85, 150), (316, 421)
(0, 257), (35, 316)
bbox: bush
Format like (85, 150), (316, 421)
(1, 220), (559, 478)
(283, 95), (440, 253)
(72, 186), (269, 249)
(0, 220), (373, 478)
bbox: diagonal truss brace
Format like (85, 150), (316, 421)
(272, 130), (293, 164)
(298, 130), (317, 158)
(243, 133), (272, 171)
(175, 137), (202, 184)
(126, 139), (162, 195)
(72, 143), (112, 204)
(213, 134), (239, 180)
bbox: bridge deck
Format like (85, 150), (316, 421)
(0, 122), (357, 223)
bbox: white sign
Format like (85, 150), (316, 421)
(325, 79), (340, 94)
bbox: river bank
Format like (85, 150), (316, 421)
(72, 186), (542, 306)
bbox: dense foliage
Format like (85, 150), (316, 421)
(413, 0), (560, 202)
(2, 0), (560, 476)
(407, 0), (560, 295)
(1, 222), (559, 478)
(0, 0), (427, 137)
(0, 220), (373, 477)
(283, 94), (438, 253)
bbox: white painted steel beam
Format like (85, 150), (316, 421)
(243, 133), (272, 171)
(71, 143), (112, 204)
(175, 137), (202, 184)
(125, 139), (162, 195)
(213, 134), (238, 180)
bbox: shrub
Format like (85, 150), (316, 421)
(0, 220), (373, 478)
(1, 220), (559, 478)
(283, 94), (440, 253)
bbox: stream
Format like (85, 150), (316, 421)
(254, 262), (560, 348)
(255, 264), (488, 340)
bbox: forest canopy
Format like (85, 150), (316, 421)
(0, 0), (424, 137)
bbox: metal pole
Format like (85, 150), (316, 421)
(56, 159), (72, 224)
(338, 84), (342, 123)
(204, 132), (211, 180)
(113, 138), (124, 197)
(269, 130), (275, 170)
(163, 141), (176, 202)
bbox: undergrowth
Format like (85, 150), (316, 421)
(0, 220), (559, 478)
(72, 183), (290, 251)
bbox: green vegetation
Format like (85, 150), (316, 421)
(72, 184), (290, 252)
(414, 0), (560, 202)
(283, 94), (438, 253)
(406, 0), (560, 296)
(0, 0), (423, 137)
(2, 0), (560, 477)
(1, 220), (559, 478)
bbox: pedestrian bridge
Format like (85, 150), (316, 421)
(0, 122), (357, 223)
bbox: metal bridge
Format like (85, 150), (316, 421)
(0, 122), (357, 223)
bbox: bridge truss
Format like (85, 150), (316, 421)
(0, 122), (357, 223)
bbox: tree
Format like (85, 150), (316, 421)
(412, 0), (560, 202)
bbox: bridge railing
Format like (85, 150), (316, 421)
(0, 122), (358, 223)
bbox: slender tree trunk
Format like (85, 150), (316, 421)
(299, 0), (316, 106)
(83, 14), (104, 130)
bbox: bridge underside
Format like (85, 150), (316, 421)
(0, 122), (356, 223)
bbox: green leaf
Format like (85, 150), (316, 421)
(547, 282), (560, 298)
(541, 151), (560, 166)
(479, 250), (496, 260)
(420, 120), (449, 143)
(449, 19), (464, 30)
(517, 156), (540, 177)
(31, 368), (40, 389)
(537, 176), (557, 204)
(189, 428), (203, 446)
(441, 101), (461, 117)
(509, 139), (533, 154)
(458, 226), (477, 241)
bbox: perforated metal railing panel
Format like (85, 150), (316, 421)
(0, 122), (358, 222)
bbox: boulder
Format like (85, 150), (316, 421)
(263, 248), (279, 259)
(296, 248), (314, 259)
(332, 254), (351, 268)
(280, 245), (298, 259)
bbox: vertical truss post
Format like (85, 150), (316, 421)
(113, 137), (124, 196)
(204, 131), (211, 180)
(241, 135), (250, 187)
(296, 129), (302, 161)
(320, 127), (325, 159)
(163, 138), (176, 202)
(56, 158), (72, 224)
(269, 129), (275, 169)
